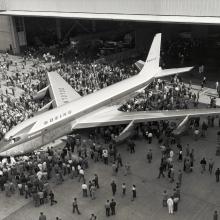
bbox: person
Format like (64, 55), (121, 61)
(208, 158), (214, 174)
(78, 168), (85, 182)
(90, 213), (97, 220)
(39, 212), (47, 220)
(146, 149), (152, 163)
(112, 162), (118, 176)
(94, 174), (99, 188)
(189, 149), (194, 163)
(105, 200), (110, 217)
(194, 128), (200, 141)
(162, 190), (168, 207)
(167, 197), (174, 214)
(72, 198), (81, 215)
(169, 167), (175, 183)
(184, 158), (192, 173)
(178, 148), (183, 161)
(215, 168), (220, 182)
(145, 130), (149, 141)
(200, 157), (207, 173)
(176, 185), (181, 200)
(39, 190), (44, 204)
(90, 184), (96, 200)
(199, 65), (204, 75)
(173, 196), (179, 212)
(102, 149), (108, 164)
(49, 190), (57, 206)
(202, 76), (206, 85)
(88, 181), (93, 197)
(201, 122), (208, 137)
(110, 198), (116, 215)
(122, 183), (126, 196)
(129, 140), (135, 153)
(158, 164), (165, 178)
(116, 153), (123, 167)
(213, 210), (218, 220)
(82, 182), (88, 197)
(111, 180), (117, 196)
(177, 170), (183, 185)
(131, 184), (136, 201)
(148, 132), (153, 144)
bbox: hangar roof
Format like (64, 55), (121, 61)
(1, 10), (220, 24)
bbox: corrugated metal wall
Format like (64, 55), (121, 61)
(0, 16), (12, 51)
(3, 0), (220, 17)
(0, 0), (6, 11)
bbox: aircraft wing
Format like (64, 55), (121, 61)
(75, 107), (220, 129)
(47, 71), (81, 107)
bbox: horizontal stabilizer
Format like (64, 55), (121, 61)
(33, 100), (54, 116)
(38, 100), (54, 112)
(135, 60), (145, 71)
(33, 86), (49, 100)
(156, 66), (193, 78)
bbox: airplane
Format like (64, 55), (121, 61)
(1, 33), (220, 157)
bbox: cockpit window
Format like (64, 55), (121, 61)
(3, 122), (35, 145)
(12, 137), (21, 143)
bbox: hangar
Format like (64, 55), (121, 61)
(1, 0), (220, 68)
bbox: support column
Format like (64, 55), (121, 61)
(9, 16), (20, 54)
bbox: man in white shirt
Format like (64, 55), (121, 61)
(148, 132), (153, 144)
(78, 169), (85, 182)
(102, 149), (108, 165)
(194, 128), (199, 141)
(167, 197), (174, 214)
(81, 183), (88, 197)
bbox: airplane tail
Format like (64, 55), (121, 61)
(136, 33), (193, 77)
(138, 33), (161, 75)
